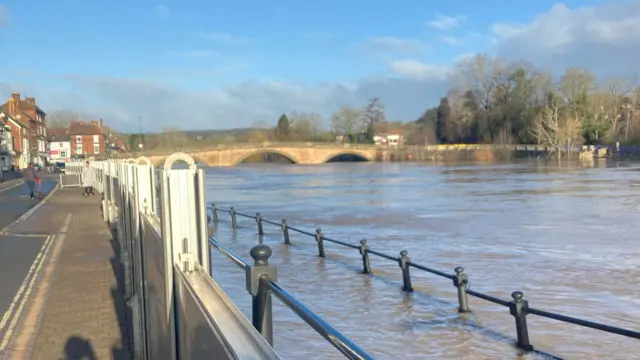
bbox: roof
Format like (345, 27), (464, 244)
(0, 111), (27, 128)
(48, 128), (71, 141)
(68, 121), (104, 136)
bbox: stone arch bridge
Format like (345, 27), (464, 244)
(141, 143), (385, 167)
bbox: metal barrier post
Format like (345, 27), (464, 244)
(230, 206), (237, 228)
(281, 219), (290, 245)
(246, 244), (277, 346)
(315, 228), (325, 258)
(359, 239), (371, 274)
(256, 212), (264, 235)
(212, 204), (219, 222)
(399, 250), (413, 292)
(509, 291), (533, 351)
(453, 267), (469, 313)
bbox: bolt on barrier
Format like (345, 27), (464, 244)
(210, 204), (640, 353)
(208, 238), (375, 360)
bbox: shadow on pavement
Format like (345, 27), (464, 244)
(62, 336), (97, 360)
(107, 229), (135, 360)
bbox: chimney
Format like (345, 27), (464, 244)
(10, 92), (20, 116)
(25, 97), (35, 106)
(99, 119), (104, 133)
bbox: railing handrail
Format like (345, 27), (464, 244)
(210, 204), (640, 353)
(208, 237), (375, 360)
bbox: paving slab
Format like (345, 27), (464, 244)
(0, 188), (132, 360)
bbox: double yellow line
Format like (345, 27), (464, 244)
(0, 235), (55, 352)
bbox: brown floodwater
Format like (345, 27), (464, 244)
(204, 159), (640, 360)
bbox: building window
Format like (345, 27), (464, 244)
(93, 144), (100, 154)
(60, 150), (68, 158)
(93, 135), (99, 143)
(76, 144), (83, 154)
(76, 135), (82, 144)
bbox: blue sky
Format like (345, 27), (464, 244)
(0, 0), (634, 131)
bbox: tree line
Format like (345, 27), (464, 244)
(48, 54), (640, 152)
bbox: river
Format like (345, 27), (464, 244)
(203, 160), (640, 360)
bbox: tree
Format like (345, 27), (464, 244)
(47, 109), (82, 128)
(288, 111), (325, 141)
(363, 98), (385, 128)
(436, 97), (452, 143)
(330, 106), (363, 142)
(275, 114), (291, 140)
(161, 127), (188, 151)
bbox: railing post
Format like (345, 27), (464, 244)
(399, 250), (413, 292)
(212, 204), (218, 223)
(315, 228), (325, 258)
(256, 212), (264, 235)
(453, 267), (469, 313)
(246, 244), (277, 346)
(281, 219), (290, 245)
(359, 239), (371, 274)
(509, 291), (533, 351)
(230, 206), (237, 228)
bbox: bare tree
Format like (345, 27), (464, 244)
(161, 127), (188, 151)
(288, 111), (325, 141)
(47, 109), (82, 128)
(530, 92), (582, 158)
(330, 106), (364, 139)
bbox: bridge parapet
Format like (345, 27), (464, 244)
(110, 142), (585, 167)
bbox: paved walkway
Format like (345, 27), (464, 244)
(0, 188), (132, 360)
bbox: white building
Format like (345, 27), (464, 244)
(373, 133), (404, 146)
(48, 136), (71, 162)
(0, 123), (13, 171)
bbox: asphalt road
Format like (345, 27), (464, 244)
(0, 176), (58, 338)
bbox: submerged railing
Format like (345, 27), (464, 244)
(208, 238), (374, 360)
(210, 205), (640, 354)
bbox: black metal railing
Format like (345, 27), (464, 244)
(208, 237), (375, 360)
(210, 204), (640, 353)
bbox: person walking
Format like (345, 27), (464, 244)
(23, 163), (39, 199)
(81, 161), (95, 196)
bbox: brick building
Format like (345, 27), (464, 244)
(0, 92), (48, 166)
(50, 120), (106, 158)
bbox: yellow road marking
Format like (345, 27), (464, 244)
(5, 214), (72, 358)
(0, 180), (24, 193)
(0, 235), (53, 350)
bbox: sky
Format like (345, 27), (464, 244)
(0, 0), (639, 132)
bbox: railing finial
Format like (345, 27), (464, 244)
(250, 244), (272, 266)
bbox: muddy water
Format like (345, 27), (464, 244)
(204, 160), (640, 360)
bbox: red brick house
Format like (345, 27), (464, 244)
(0, 92), (47, 166)
(50, 120), (106, 157)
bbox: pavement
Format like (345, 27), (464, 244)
(0, 186), (132, 360)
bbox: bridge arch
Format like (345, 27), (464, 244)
(232, 149), (299, 166)
(319, 150), (373, 164)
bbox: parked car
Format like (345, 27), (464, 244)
(54, 162), (66, 174)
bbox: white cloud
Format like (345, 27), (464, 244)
(428, 14), (467, 30)
(0, 6), (8, 27)
(387, 60), (451, 80)
(165, 50), (216, 58)
(357, 36), (427, 53)
(301, 31), (336, 41)
(492, 2), (640, 77)
(7, 1), (640, 132)
(200, 32), (250, 45)
(152, 5), (170, 18)
(441, 36), (460, 45)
